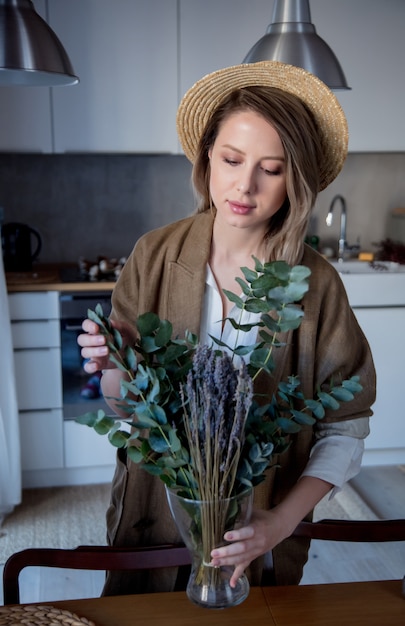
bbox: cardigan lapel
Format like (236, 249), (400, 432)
(165, 212), (213, 338)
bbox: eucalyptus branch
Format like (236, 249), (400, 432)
(77, 258), (363, 498)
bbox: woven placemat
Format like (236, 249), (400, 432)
(0, 604), (95, 626)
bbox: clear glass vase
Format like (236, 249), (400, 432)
(166, 487), (253, 609)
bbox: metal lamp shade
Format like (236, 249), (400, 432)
(243, 0), (350, 90)
(0, 0), (78, 86)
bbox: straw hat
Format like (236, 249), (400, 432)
(177, 61), (348, 191)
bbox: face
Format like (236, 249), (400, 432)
(208, 110), (287, 234)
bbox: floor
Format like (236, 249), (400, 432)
(1, 465), (404, 605)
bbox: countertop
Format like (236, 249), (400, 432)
(6, 265), (116, 293)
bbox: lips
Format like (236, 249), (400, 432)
(228, 200), (255, 215)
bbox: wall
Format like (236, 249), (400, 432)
(1, 151), (405, 264)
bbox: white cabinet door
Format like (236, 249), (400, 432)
(353, 307), (405, 458)
(14, 347), (63, 410)
(8, 291), (60, 320)
(19, 409), (64, 470)
(179, 0), (405, 152)
(11, 319), (60, 349)
(49, 0), (178, 153)
(0, 0), (53, 152)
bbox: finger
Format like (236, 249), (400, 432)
(83, 359), (101, 374)
(77, 328), (106, 348)
(81, 318), (100, 334)
(211, 540), (248, 565)
(223, 526), (254, 542)
(230, 563), (248, 588)
(80, 345), (109, 361)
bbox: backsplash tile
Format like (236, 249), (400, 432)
(0, 152), (404, 264)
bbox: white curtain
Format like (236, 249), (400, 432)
(0, 254), (21, 525)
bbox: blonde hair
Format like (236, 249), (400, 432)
(192, 86), (323, 265)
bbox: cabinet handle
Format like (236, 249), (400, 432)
(64, 324), (83, 331)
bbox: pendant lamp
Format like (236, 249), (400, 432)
(243, 0), (350, 90)
(0, 0), (78, 86)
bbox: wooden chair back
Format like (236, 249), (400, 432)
(2, 544), (191, 605)
(293, 518), (405, 542)
(3, 518), (405, 605)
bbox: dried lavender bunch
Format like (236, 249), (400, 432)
(181, 345), (253, 501)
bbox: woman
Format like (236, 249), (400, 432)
(78, 61), (375, 594)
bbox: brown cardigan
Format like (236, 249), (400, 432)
(102, 211), (376, 595)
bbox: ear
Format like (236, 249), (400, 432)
(208, 148), (212, 160)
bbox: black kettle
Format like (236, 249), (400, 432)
(1, 222), (42, 272)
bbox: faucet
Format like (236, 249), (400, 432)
(326, 195), (347, 262)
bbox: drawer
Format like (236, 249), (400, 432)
(19, 409), (64, 470)
(14, 347), (62, 410)
(8, 291), (59, 320)
(11, 319), (60, 348)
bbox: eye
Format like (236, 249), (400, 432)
(223, 157), (240, 166)
(261, 166), (283, 176)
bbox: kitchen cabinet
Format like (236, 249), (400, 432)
(353, 307), (405, 464)
(9, 291), (64, 473)
(1, 1), (404, 153)
(0, 0), (52, 152)
(337, 271), (405, 465)
(0, 0), (178, 153)
(9, 290), (115, 488)
(49, 0), (178, 153)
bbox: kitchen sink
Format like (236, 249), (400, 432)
(329, 260), (404, 274)
(327, 259), (405, 306)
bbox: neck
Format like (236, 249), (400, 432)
(211, 217), (267, 263)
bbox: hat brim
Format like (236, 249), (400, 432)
(176, 61), (348, 191)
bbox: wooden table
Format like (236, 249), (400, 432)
(13, 580), (403, 626)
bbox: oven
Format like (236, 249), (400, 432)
(60, 291), (112, 420)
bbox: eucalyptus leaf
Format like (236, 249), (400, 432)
(290, 409), (316, 426)
(289, 265), (312, 281)
(140, 335), (159, 353)
(331, 387), (355, 402)
(234, 276), (252, 296)
(260, 313), (281, 333)
(222, 289), (244, 308)
(108, 428), (130, 447)
(149, 403), (167, 425)
(94, 415), (118, 435)
(109, 353), (129, 372)
(317, 391), (341, 411)
(244, 298), (270, 313)
(265, 260), (291, 279)
(155, 319), (173, 347)
(304, 399), (325, 419)
(136, 312), (160, 336)
(240, 266), (258, 283)
(126, 447), (144, 463)
(343, 377), (363, 393)
(149, 429), (170, 453)
(276, 417), (302, 433)
(124, 345), (137, 371)
(112, 327), (123, 350)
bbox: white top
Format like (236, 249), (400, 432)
(200, 265), (369, 495)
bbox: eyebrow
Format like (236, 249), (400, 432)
(222, 143), (285, 161)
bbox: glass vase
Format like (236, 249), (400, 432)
(166, 487), (253, 609)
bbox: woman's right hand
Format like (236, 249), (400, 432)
(77, 318), (134, 374)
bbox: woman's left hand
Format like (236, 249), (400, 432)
(210, 476), (333, 588)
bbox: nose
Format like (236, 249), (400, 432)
(237, 168), (256, 194)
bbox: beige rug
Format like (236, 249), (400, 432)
(0, 484), (110, 565)
(314, 481), (377, 522)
